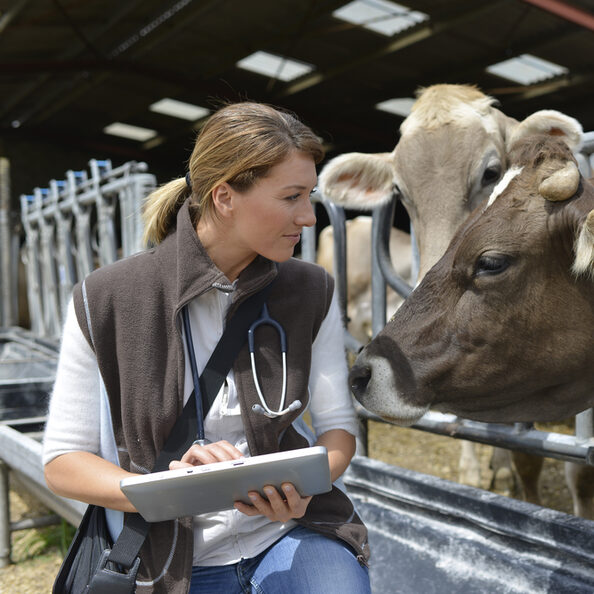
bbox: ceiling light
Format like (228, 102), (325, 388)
(236, 51), (315, 81)
(149, 98), (210, 121)
(333, 0), (428, 36)
(103, 122), (157, 142)
(376, 97), (415, 117)
(486, 54), (568, 85)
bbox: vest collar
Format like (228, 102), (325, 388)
(169, 200), (277, 313)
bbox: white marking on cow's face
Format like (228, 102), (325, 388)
(486, 166), (523, 207)
(361, 356), (429, 425)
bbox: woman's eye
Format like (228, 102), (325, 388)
(286, 193), (300, 201)
(474, 253), (510, 277)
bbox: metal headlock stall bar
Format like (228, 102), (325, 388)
(20, 159), (156, 338)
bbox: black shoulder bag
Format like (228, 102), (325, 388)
(53, 284), (271, 594)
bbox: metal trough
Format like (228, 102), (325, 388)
(0, 328), (85, 567)
(344, 456), (594, 594)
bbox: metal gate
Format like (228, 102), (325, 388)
(19, 159), (156, 338)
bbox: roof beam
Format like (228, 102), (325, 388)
(10, 0), (222, 127)
(275, 0), (512, 98)
(520, 0), (594, 31)
(0, 0), (32, 35)
(0, 0), (145, 122)
(488, 70), (593, 101)
(367, 21), (581, 108)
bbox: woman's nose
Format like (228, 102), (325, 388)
(297, 198), (316, 227)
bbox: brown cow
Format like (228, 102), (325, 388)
(319, 83), (584, 505)
(349, 135), (594, 518)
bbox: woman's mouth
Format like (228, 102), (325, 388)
(284, 233), (301, 244)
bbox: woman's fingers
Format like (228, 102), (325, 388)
(169, 440), (243, 470)
(234, 483), (312, 522)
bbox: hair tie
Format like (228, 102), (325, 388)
(185, 172), (192, 191)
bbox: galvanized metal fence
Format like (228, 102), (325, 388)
(19, 159), (156, 338)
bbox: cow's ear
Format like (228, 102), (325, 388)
(507, 110), (583, 152)
(318, 152), (394, 209)
(572, 210), (594, 279)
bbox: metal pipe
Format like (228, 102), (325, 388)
(10, 514), (61, 532)
(0, 158), (13, 327)
(20, 195), (45, 336)
(35, 187), (61, 338)
(89, 159), (118, 266)
(371, 198), (414, 338)
(0, 460), (9, 567)
(356, 406), (594, 466)
(371, 207), (387, 338)
(576, 409), (594, 441)
(49, 179), (77, 321)
(521, 0), (594, 32)
(374, 200), (413, 299)
(300, 224), (317, 263)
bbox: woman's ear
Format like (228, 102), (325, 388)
(211, 182), (235, 217)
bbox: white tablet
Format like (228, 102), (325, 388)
(120, 446), (332, 523)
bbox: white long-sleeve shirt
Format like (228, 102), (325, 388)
(43, 286), (357, 566)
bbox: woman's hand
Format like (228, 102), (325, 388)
(169, 440), (244, 469)
(234, 482), (312, 523)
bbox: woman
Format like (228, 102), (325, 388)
(43, 102), (370, 593)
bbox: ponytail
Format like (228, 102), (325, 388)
(142, 177), (189, 246)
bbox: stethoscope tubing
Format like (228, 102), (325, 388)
(249, 303), (301, 418)
(181, 305), (208, 444)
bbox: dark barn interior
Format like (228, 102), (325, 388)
(1, 0), (592, 226)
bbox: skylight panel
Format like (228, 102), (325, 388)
(236, 51), (315, 81)
(376, 97), (415, 117)
(333, 0), (428, 36)
(103, 122), (157, 142)
(149, 98), (210, 121)
(486, 54), (568, 85)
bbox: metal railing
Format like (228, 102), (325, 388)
(20, 159), (155, 338)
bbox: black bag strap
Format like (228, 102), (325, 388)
(104, 282), (273, 571)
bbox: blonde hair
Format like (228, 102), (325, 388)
(142, 102), (324, 245)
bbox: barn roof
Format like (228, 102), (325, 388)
(1, 0), (592, 193)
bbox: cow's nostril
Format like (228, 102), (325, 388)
(349, 365), (371, 398)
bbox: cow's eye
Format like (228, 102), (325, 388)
(474, 253), (510, 277)
(481, 165), (501, 186)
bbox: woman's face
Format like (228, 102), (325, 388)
(230, 150), (318, 263)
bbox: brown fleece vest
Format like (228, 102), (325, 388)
(72, 200), (369, 594)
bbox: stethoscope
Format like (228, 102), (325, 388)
(249, 303), (302, 418)
(182, 301), (302, 447)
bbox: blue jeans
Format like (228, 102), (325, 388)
(189, 525), (370, 593)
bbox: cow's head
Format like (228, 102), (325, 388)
(319, 84), (583, 280)
(349, 134), (594, 424)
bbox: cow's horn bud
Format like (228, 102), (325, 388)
(538, 161), (580, 201)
